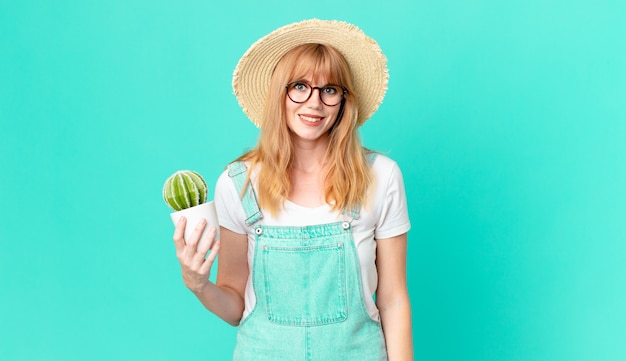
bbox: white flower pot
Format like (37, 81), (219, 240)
(170, 201), (220, 242)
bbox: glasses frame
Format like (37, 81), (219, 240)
(285, 81), (348, 107)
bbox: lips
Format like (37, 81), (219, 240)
(299, 114), (324, 123)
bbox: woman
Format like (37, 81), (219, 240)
(173, 19), (413, 360)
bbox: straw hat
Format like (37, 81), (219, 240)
(232, 19), (388, 127)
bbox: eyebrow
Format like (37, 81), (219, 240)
(290, 79), (340, 87)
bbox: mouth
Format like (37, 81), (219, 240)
(299, 114), (324, 123)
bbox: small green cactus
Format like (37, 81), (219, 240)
(163, 170), (208, 211)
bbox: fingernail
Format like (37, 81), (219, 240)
(178, 216), (186, 224)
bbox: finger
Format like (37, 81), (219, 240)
(186, 218), (207, 247)
(196, 226), (217, 256)
(173, 216), (187, 252)
(199, 238), (220, 274)
(191, 227), (216, 268)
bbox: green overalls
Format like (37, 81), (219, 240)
(227, 159), (388, 361)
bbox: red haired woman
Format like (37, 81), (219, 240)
(173, 19), (413, 361)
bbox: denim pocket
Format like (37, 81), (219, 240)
(262, 242), (347, 326)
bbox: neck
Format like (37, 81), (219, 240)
(290, 135), (329, 173)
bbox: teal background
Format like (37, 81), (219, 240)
(1, 0), (625, 360)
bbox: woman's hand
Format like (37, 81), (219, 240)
(172, 218), (247, 325)
(173, 216), (221, 294)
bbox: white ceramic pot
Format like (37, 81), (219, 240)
(170, 201), (220, 242)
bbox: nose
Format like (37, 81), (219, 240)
(305, 88), (323, 108)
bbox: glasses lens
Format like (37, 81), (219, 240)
(287, 83), (311, 103)
(320, 85), (343, 106)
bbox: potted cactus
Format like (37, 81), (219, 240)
(163, 170), (219, 242)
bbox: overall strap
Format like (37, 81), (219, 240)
(227, 161), (263, 226)
(342, 152), (379, 220)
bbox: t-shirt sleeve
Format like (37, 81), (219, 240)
(214, 170), (247, 234)
(374, 159), (411, 240)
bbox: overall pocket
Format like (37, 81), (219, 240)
(262, 242), (347, 326)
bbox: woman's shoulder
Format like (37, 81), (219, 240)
(217, 160), (254, 178)
(215, 167), (234, 195)
(368, 153), (407, 196)
(370, 153), (401, 174)
(215, 160), (258, 194)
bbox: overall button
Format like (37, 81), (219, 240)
(342, 222), (350, 230)
(255, 227), (263, 235)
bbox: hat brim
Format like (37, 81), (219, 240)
(232, 19), (388, 127)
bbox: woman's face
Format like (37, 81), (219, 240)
(285, 75), (342, 143)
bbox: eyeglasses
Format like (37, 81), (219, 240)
(286, 81), (347, 106)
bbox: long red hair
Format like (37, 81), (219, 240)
(237, 43), (373, 215)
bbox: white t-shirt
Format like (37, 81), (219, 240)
(214, 154), (411, 322)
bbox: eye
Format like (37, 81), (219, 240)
(293, 83), (309, 92)
(322, 86), (339, 95)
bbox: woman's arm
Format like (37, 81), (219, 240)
(173, 217), (249, 326)
(376, 232), (413, 361)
